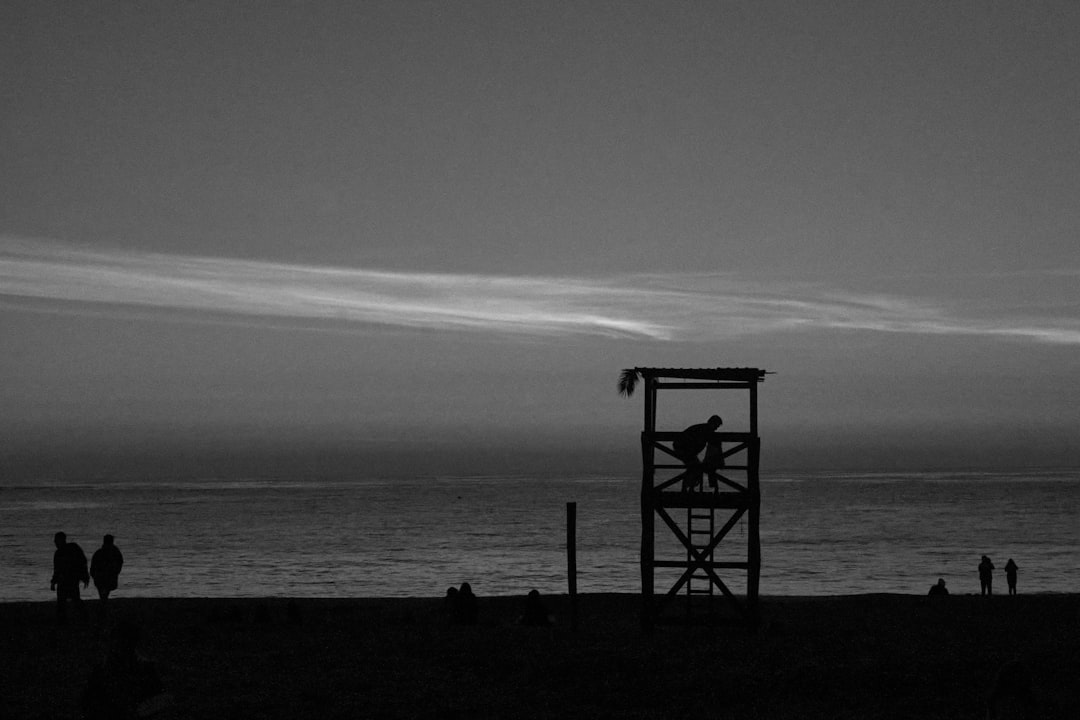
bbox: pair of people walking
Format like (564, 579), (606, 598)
(979, 555), (1019, 596)
(51, 532), (124, 622)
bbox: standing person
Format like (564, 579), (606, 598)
(978, 555), (995, 596)
(51, 531), (89, 624)
(90, 534), (124, 613)
(673, 415), (722, 492)
(1004, 558), (1019, 595)
(702, 437), (727, 490)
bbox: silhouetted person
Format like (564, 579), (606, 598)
(90, 534), (124, 615)
(1004, 558), (1018, 595)
(443, 586), (459, 622)
(702, 437), (727, 490)
(979, 555), (995, 596)
(81, 620), (167, 720)
(928, 578), (949, 597)
(519, 589), (552, 627)
(456, 582), (478, 625)
(51, 531), (89, 624)
(673, 415), (722, 491)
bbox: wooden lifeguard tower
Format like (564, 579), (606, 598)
(619, 367), (768, 628)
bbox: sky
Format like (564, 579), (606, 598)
(2, 1), (1079, 478)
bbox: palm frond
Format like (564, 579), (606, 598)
(617, 368), (640, 397)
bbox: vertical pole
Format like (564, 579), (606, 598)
(747, 436), (761, 627)
(646, 375), (657, 432)
(641, 374), (656, 630)
(749, 377), (759, 437)
(567, 501), (578, 631)
(748, 376), (761, 625)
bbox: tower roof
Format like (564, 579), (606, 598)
(631, 367), (770, 382)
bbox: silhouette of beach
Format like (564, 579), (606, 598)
(3, 593), (1077, 718)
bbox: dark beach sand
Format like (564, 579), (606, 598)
(3, 593), (1077, 719)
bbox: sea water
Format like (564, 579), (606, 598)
(2, 470), (1077, 601)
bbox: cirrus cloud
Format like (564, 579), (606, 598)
(2, 236), (1079, 344)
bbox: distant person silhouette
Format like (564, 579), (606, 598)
(51, 531), (89, 624)
(673, 415), (722, 492)
(979, 555), (995, 596)
(90, 534), (124, 613)
(1004, 558), (1018, 595)
(927, 578), (949, 597)
(81, 620), (168, 720)
(443, 586), (459, 623)
(519, 589), (552, 627)
(456, 582), (478, 625)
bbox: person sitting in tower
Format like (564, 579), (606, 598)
(673, 415), (722, 492)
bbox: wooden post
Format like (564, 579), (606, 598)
(643, 374), (650, 429)
(749, 378), (759, 437)
(641, 375), (656, 630)
(567, 501), (578, 631)
(640, 434), (654, 631)
(747, 437), (761, 626)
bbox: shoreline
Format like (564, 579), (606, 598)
(5, 593), (1077, 718)
(3, 589), (1075, 603)
(3, 589), (1073, 606)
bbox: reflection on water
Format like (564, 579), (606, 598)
(1, 471), (1077, 601)
(2, 501), (106, 511)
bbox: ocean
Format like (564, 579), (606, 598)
(2, 470), (1077, 602)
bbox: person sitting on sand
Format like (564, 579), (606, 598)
(979, 555), (995, 596)
(927, 578), (949, 597)
(1004, 558), (1018, 595)
(90, 534), (124, 613)
(51, 531), (89, 625)
(518, 589), (553, 627)
(673, 415), (722, 492)
(455, 583), (478, 625)
(443, 586), (459, 622)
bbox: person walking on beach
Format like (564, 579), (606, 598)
(673, 415), (722, 492)
(51, 531), (89, 624)
(978, 555), (995, 596)
(90, 534), (124, 613)
(1004, 558), (1019, 595)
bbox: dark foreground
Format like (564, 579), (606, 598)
(3, 593), (1078, 719)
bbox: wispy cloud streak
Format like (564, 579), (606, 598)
(2, 237), (1079, 344)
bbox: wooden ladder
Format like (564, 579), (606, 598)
(686, 506), (716, 606)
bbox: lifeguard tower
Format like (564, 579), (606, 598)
(619, 367), (768, 628)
